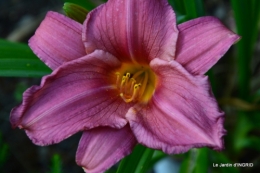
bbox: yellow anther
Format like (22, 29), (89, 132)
(126, 73), (130, 78)
(134, 83), (141, 89)
(125, 73), (130, 87)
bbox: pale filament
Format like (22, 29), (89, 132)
(128, 78), (136, 95)
(120, 84), (141, 103)
(115, 72), (121, 88)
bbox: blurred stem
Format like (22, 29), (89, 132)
(116, 145), (154, 173)
(50, 154), (62, 173)
(179, 148), (209, 173)
(233, 112), (253, 152)
(168, 0), (185, 14)
(134, 147), (154, 173)
(184, 0), (205, 19)
(231, 0), (260, 99)
(207, 71), (217, 94)
(0, 133), (8, 169)
(231, 0), (260, 156)
(194, 0), (205, 17)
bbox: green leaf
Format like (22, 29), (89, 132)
(63, 2), (88, 24)
(105, 169), (117, 173)
(233, 112), (253, 152)
(134, 147), (154, 173)
(116, 145), (154, 173)
(50, 154), (62, 173)
(184, 0), (198, 19)
(183, 0), (205, 19)
(63, 0), (96, 10)
(14, 82), (28, 102)
(179, 152), (191, 173)
(168, 0), (185, 14)
(0, 39), (51, 77)
(234, 112), (260, 152)
(179, 148), (209, 173)
(231, 0), (260, 99)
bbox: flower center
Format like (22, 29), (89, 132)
(114, 63), (157, 103)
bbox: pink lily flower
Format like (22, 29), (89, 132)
(10, 0), (240, 172)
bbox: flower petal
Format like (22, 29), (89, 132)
(76, 126), (137, 173)
(29, 11), (86, 70)
(10, 50), (130, 146)
(126, 58), (226, 154)
(83, 0), (178, 63)
(175, 17), (240, 75)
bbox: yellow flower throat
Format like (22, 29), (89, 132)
(114, 63), (157, 103)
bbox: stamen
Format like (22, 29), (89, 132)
(132, 83), (141, 100)
(114, 64), (156, 103)
(124, 73), (131, 90)
(120, 76), (126, 92)
(116, 70), (147, 102)
(139, 71), (148, 97)
(115, 72), (120, 88)
(120, 83), (141, 103)
(126, 73), (131, 78)
(129, 78), (136, 93)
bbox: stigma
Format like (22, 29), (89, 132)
(114, 63), (157, 103)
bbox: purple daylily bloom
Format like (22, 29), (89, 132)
(10, 0), (240, 172)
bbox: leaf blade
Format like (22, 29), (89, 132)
(0, 39), (51, 77)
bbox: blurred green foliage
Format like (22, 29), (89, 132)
(49, 154), (62, 173)
(0, 133), (8, 170)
